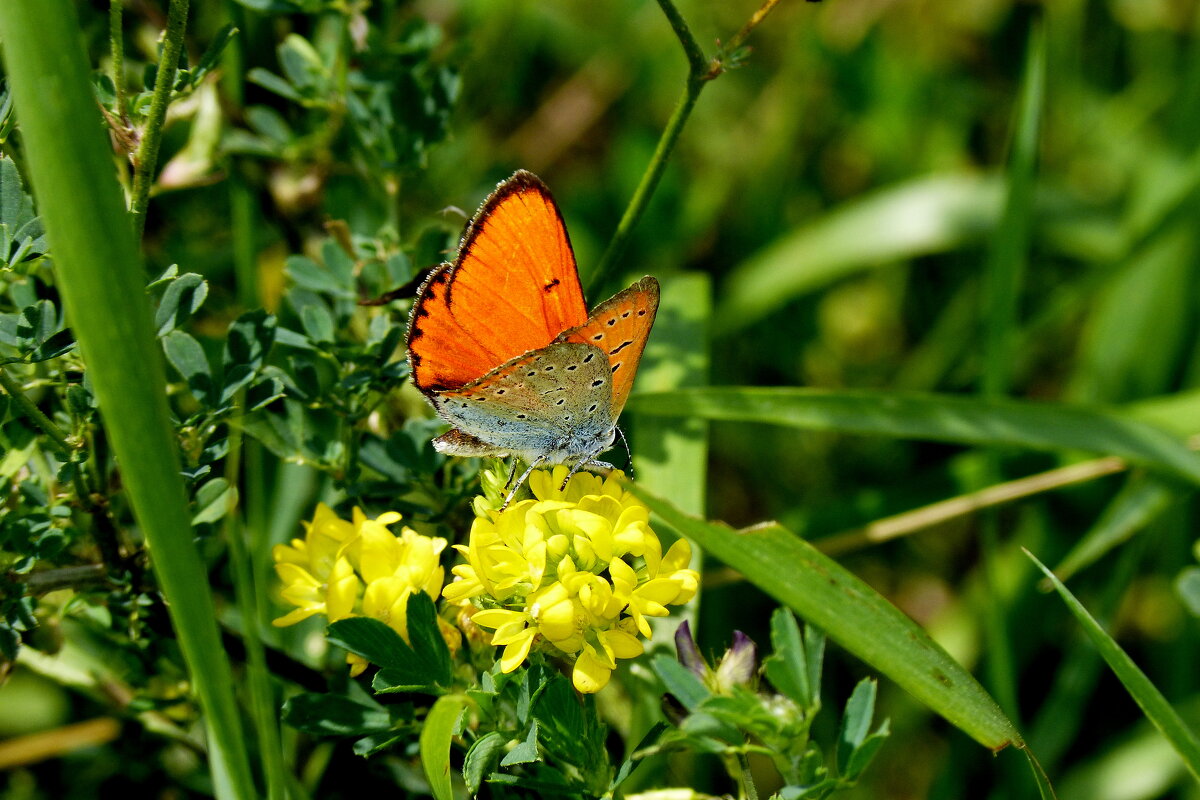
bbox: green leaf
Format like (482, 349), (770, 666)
(401, 592), (452, 686)
(628, 388), (1200, 486)
(286, 254), (353, 297)
(630, 485), (1021, 751)
(1026, 549), (1200, 782)
(246, 68), (305, 103)
(282, 692), (392, 737)
(499, 721), (539, 767)
(837, 679), (877, 774)
(327, 596), (449, 693)
(610, 722), (668, 792)
(189, 23), (237, 88)
(224, 309), (275, 372)
(17, 300), (58, 351)
(652, 653), (710, 712)
(1176, 567), (1200, 616)
(162, 330), (214, 404)
(299, 302), (334, 344)
(463, 731), (505, 796)
(419, 694), (465, 800)
(278, 34), (327, 94)
(764, 610), (811, 707)
(191, 478), (237, 525)
(154, 272), (208, 335)
(327, 617), (411, 669)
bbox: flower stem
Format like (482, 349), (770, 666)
(588, 0), (793, 292)
(723, 0), (786, 56)
(223, 408), (289, 800)
(109, 0), (126, 119)
(587, 0), (706, 292)
(0, 366), (74, 459)
(129, 0), (190, 240)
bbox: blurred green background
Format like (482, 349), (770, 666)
(5, 0), (1200, 797)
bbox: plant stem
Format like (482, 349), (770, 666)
(23, 564), (109, 592)
(723, 0), (786, 57)
(588, 0), (706, 292)
(109, 0), (126, 119)
(654, 0), (707, 76)
(588, 0), (798, 292)
(130, 0), (190, 240)
(0, 366), (74, 459)
(223, 411), (288, 800)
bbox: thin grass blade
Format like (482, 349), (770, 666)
(1026, 550), (1200, 782)
(627, 388), (1200, 485)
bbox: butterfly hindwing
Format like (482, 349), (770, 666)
(407, 172), (589, 394)
(431, 342), (614, 459)
(556, 276), (659, 415)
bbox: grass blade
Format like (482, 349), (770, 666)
(420, 695), (466, 800)
(628, 484), (1022, 752)
(715, 173), (1002, 334)
(1052, 475), (1184, 582)
(627, 388), (1200, 485)
(1025, 550), (1200, 782)
(0, 2), (256, 797)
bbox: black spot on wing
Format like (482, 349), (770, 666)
(609, 340), (632, 355)
(544, 278), (561, 292)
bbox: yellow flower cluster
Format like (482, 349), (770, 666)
(272, 503), (451, 675)
(443, 466), (699, 693)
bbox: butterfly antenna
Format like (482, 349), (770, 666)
(616, 426), (634, 479)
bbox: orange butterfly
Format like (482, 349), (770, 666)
(406, 171), (659, 500)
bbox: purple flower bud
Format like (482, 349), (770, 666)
(715, 630), (758, 689)
(675, 620), (707, 678)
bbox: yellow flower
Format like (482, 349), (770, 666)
(273, 503), (453, 676)
(444, 465), (699, 693)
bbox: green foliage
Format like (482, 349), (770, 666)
(2, 0), (1200, 798)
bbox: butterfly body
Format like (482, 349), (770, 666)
(406, 171), (658, 496)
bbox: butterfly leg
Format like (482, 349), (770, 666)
(502, 457), (546, 511)
(504, 458), (520, 490)
(559, 453), (617, 489)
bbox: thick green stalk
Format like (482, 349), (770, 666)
(130, 0), (190, 240)
(0, 3), (255, 798)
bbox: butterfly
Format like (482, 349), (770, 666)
(406, 170), (659, 503)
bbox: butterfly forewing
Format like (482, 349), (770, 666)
(432, 342), (614, 457)
(407, 172), (589, 393)
(556, 276), (659, 416)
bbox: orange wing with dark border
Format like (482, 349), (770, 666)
(556, 276), (659, 416)
(407, 171), (589, 393)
